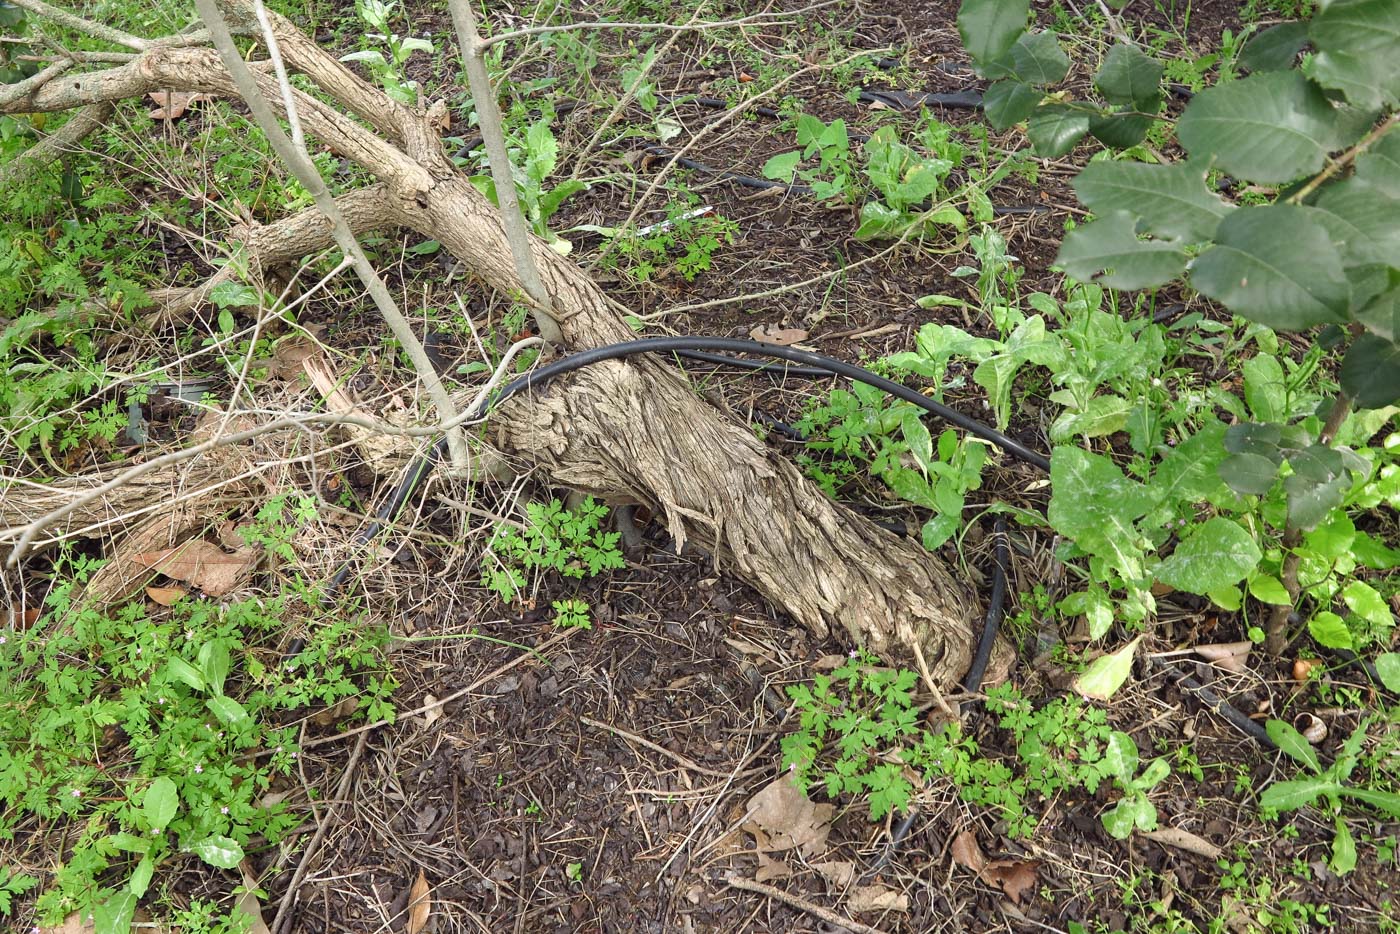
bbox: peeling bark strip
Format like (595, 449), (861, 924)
(0, 2), (1009, 684)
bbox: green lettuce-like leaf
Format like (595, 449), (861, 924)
(1027, 104), (1090, 157)
(983, 79), (1041, 129)
(1072, 159), (1233, 243)
(957, 0), (1031, 66)
(1190, 205), (1350, 330)
(1177, 71), (1368, 183)
(1341, 333), (1400, 409)
(1094, 42), (1163, 105)
(1048, 447), (1156, 581)
(1056, 211), (1187, 289)
(1154, 517), (1262, 595)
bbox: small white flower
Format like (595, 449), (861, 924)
(194, 764), (203, 774)
(1151, 378), (1162, 388)
(70, 789), (82, 798)
(221, 806), (230, 815)
(0, 635), (8, 644)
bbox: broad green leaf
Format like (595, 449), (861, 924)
(207, 695), (250, 726)
(1149, 421), (1229, 507)
(1190, 205), (1350, 331)
(1177, 71), (1367, 183)
(1008, 31), (1069, 86)
(164, 656), (205, 692)
(128, 854), (154, 898)
(1103, 731), (1139, 779)
(1242, 353), (1286, 422)
(1056, 211), (1187, 289)
(1026, 105), (1090, 157)
(1340, 580), (1391, 628)
(1206, 584), (1243, 611)
(188, 835), (244, 869)
(983, 79), (1041, 129)
(209, 281), (260, 309)
(1260, 776), (1335, 811)
(1058, 586), (1115, 640)
(1049, 393), (1134, 441)
(1340, 334), (1400, 408)
(1356, 286), (1400, 342)
(762, 151), (800, 181)
(144, 776), (178, 831)
(1073, 635), (1143, 701)
(1309, 0), (1400, 111)
(523, 120), (558, 184)
(1304, 510), (1357, 560)
(1137, 758), (1170, 790)
(1101, 794), (1156, 839)
(1094, 42), (1163, 105)
(1239, 21), (1309, 72)
(1072, 159), (1233, 243)
(198, 641), (230, 698)
(1351, 530), (1400, 568)
(1218, 453), (1277, 494)
(1356, 129), (1400, 198)
(1331, 817), (1357, 874)
(957, 0), (1031, 66)
(1284, 444), (1351, 530)
(1155, 517), (1262, 595)
(1267, 718), (1323, 772)
(1309, 610), (1354, 649)
(1088, 110), (1155, 149)
(1376, 653), (1400, 692)
(1049, 447), (1156, 581)
(94, 890), (137, 934)
(1309, 179), (1400, 267)
(1249, 574), (1291, 605)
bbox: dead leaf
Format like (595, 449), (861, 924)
(133, 539), (258, 596)
(267, 335), (321, 379)
(846, 884), (909, 913)
(148, 90), (212, 120)
(406, 870), (431, 934)
(10, 607), (40, 629)
(811, 654), (850, 671)
(421, 694), (442, 728)
(980, 858), (1041, 905)
(40, 913), (94, 934)
(311, 695), (359, 727)
(1142, 827), (1222, 860)
(749, 324), (809, 346)
(812, 859), (855, 888)
(146, 584), (188, 606)
(950, 829), (986, 873)
(754, 852), (792, 882)
(743, 775), (833, 859)
(236, 860), (272, 934)
(1195, 641), (1252, 674)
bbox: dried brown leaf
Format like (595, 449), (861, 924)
(145, 584), (188, 606)
(421, 693), (442, 728)
(980, 859), (1041, 905)
(744, 775), (833, 859)
(749, 324), (809, 346)
(754, 852), (792, 882)
(406, 870), (431, 934)
(950, 829), (986, 873)
(846, 883), (909, 913)
(133, 539), (258, 596)
(148, 90), (212, 119)
(1195, 641), (1252, 673)
(811, 859), (856, 889)
(40, 913), (94, 934)
(311, 695), (359, 727)
(236, 860), (272, 934)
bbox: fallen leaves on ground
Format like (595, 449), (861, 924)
(743, 775), (833, 859)
(749, 324), (809, 346)
(236, 860), (272, 934)
(846, 883), (909, 913)
(1195, 641), (1252, 673)
(145, 584), (188, 606)
(133, 539), (258, 596)
(812, 859), (856, 888)
(950, 828), (1042, 905)
(148, 91), (213, 119)
(406, 870), (432, 934)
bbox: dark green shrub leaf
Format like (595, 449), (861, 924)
(1224, 421), (1284, 458)
(1355, 285), (1400, 341)
(983, 79), (1041, 129)
(1154, 517), (1262, 595)
(1284, 444), (1350, 530)
(1094, 42), (1163, 106)
(1088, 109), (1155, 148)
(1056, 211), (1187, 289)
(1177, 71), (1368, 183)
(1239, 21), (1309, 72)
(1072, 159), (1233, 243)
(1190, 205), (1350, 330)
(1308, 179), (1400, 267)
(1008, 30), (1069, 86)
(1309, 0), (1400, 110)
(1026, 104), (1090, 157)
(1356, 129), (1400, 197)
(957, 0), (1031, 67)
(1219, 452), (1279, 494)
(1340, 333), (1400, 407)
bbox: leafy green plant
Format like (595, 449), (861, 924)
(480, 496), (625, 603)
(467, 117), (587, 254)
(0, 551), (396, 930)
(1259, 717), (1400, 874)
(339, 0), (434, 105)
(552, 598), (593, 629)
(588, 191), (737, 283)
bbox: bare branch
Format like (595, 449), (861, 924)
(447, 0), (562, 342)
(195, 0), (469, 471)
(0, 59), (70, 107)
(0, 101), (110, 189)
(6, 0), (151, 50)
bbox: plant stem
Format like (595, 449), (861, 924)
(1289, 114), (1399, 205)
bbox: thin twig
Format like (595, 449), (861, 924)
(6, 0), (150, 50)
(722, 873), (890, 934)
(579, 715), (761, 779)
(480, 1), (838, 48)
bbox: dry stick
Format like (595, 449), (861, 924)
(269, 730), (370, 934)
(578, 715), (760, 780)
(6, 0), (150, 49)
(194, 0), (470, 474)
(0, 59), (70, 107)
(446, 0), (562, 344)
(722, 873), (890, 934)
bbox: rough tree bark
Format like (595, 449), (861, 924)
(0, 3), (1013, 685)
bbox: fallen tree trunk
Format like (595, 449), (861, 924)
(0, 4), (1011, 685)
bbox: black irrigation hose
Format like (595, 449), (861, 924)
(1147, 656), (1277, 749)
